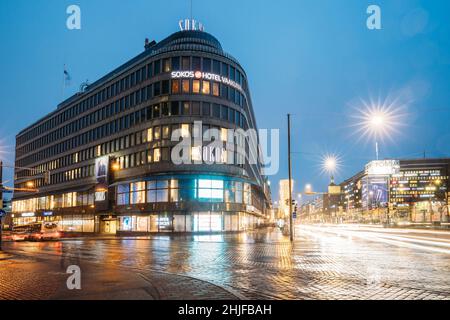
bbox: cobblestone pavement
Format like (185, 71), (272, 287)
(2, 225), (450, 300)
(0, 251), (238, 300)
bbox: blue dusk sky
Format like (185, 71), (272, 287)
(1, 0), (449, 200)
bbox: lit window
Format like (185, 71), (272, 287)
(198, 179), (224, 201)
(191, 146), (202, 161)
(212, 82), (219, 96)
(182, 80), (190, 93)
(154, 148), (161, 162)
(162, 125), (170, 139)
(154, 126), (161, 140)
(193, 80), (200, 93)
(147, 128), (153, 142)
(171, 80), (180, 94)
(221, 128), (227, 142)
(202, 81), (210, 94)
(181, 124), (190, 138)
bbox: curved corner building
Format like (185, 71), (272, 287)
(11, 29), (272, 234)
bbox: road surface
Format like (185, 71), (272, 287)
(1, 225), (450, 299)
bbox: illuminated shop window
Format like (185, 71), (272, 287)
(170, 179), (179, 202)
(147, 180), (169, 203)
(130, 181), (146, 204)
(198, 179), (224, 201)
(117, 184), (130, 205)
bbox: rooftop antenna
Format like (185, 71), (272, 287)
(190, 0), (193, 22)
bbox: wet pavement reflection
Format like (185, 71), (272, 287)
(5, 226), (450, 299)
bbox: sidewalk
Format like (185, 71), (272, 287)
(0, 251), (240, 300)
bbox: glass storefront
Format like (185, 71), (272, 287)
(117, 211), (262, 233)
(116, 177), (252, 206)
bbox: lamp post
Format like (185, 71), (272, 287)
(287, 114), (294, 242)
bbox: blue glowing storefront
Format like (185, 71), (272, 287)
(113, 174), (264, 234)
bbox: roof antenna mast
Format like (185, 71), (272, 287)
(190, 0), (193, 22)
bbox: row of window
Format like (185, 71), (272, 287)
(117, 178), (252, 205)
(12, 191), (94, 213)
(16, 101), (248, 169)
(19, 124), (248, 187)
(17, 56), (247, 145)
(17, 78), (245, 157)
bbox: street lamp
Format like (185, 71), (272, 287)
(322, 154), (340, 183)
(305, 184), (313, 195)
(352, 99), (406, 161)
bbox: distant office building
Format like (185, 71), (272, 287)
(339, 158), (449, 224)
(300, 158), (449, 224)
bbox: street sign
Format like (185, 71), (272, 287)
(292, 212), (297, 219)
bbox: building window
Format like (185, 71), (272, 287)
(213, 60), (220, 74)
(182, 56), (190, 70)
(202, 102), (210, 116)
(202, 81), (210, 95)
(171, 101), (179, 115)
(182, 79), (190, 93)
(171, 80), (180, 94)
(147, 180), (169, 203)
(213, 104), (221, 118)
(212, 82), (219, 96)
(130, 181), (146, 204)
(193, 80), (200, 94)
(147, 128), (153, 142)
(181, 124), (190, 138)
(154, 126), (161, 140)
(161, 102), (169, 116)
(182, 102), (190, 115)
(162, 125), (170, 139)
(203, 58), (211, 72)
(163, 58), (171, 72)
(154, 82), (161, 96)
(221, 106), (228, 120)
(117, 184), (130, 205)
(162, 80), (169, 94)
(192, 102), (200, 115)
(198, 179), (224, 202)
(192, 56), (201, 70)
(154, 148), (161, 162)
(172, 57), (180, 71)
(153, 104), (160, 118)
(154, 60), (161, 75)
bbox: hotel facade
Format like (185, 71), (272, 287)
(11, 28), (271, 234)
